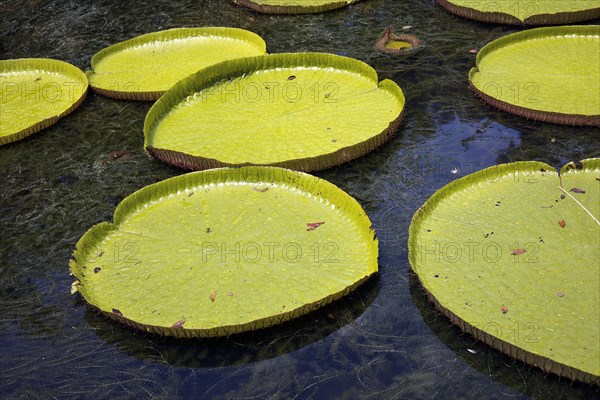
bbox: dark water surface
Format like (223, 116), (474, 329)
(1, 0), (599, 398)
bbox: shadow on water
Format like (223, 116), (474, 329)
(86, 275), (380, 368)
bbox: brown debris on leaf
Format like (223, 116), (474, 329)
(374, 25), (422, 55)
(172, 319), (186, 329)
(570, 188), (586, 194)
(210, 291), (216, 302)
(307, 221), (325, 231)
(511, 249), (526, 255)
(501, 305), (508, 314)
(558, 219), (566, 228)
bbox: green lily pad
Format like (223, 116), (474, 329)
(87, 27), (267, 100)
(233, 0), (361, 14)
(144, 52), (405, 172)
(469, 25), (600, 126)
(0, 58), (88, 145)
(408, 159), (600, 384)
(436, 0), (600, 25)
(70, 167), (378, 338)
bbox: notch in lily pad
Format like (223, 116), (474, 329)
(375, 26), (422, 55)
(144, 52), (405, 172)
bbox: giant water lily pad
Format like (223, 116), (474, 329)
(144, 52), (405, 172)
(0, 58), (88, 145)
(70, 167), (378, 338)
(408, 159), (600, 384)
(87, 27), (267, 100)
(436, 0), (600, 25)
(469, 25), (600, 126)
(233, 0), (361, 14)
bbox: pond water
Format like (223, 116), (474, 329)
(1, 0), (598, 398)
